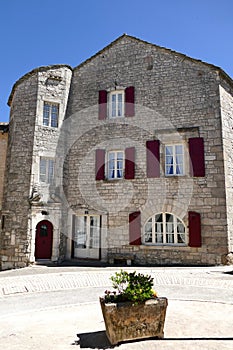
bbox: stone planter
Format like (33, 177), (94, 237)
(100, 297), (168, 345)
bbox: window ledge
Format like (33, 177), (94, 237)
(141, 244), (188, 249)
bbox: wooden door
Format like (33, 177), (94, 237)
(35, 220), (53, 259)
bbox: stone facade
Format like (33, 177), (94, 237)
(1, 35), (233, 269)
(0, 123), (8, 212)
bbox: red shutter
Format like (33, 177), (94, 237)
(125, 147), (135, 179)
(95, 149), (105, 180)
(188, 211), (201, 247)
(129, 211), (141, 245)
(98, 90), (107, 120)
(125, 86), (135, 117)
(146, 140), (160, 177)
(189, 137), (205, 177)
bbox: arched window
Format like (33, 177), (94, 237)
(143, 213), (186, 245)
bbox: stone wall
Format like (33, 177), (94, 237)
(0, 73), (38, 269)
(64, 36), (228, 265)
(219, 79), (233, 253)
(0, 124), (8, 212)
(0, 65), (72, 269)
(28, 66), (72, 263)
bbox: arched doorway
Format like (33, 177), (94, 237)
(35, 220), (53, 259)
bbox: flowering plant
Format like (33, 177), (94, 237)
(104, 270), (157, 303)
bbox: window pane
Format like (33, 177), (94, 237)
(75, 216), (87, 248)
(108, 153), (115, 178)
(111, 94), (116, 117)
(175, 145), (183, 154)
(90, 216), (100, 248)
(166, 233), (174, 243)
(40, 224), (48, 237)
(43, 104), (50, 126)
(117, 152), (123, 178)
(48, 160), (54, 184)
(145, 219), (152, 242)
(176, 164), (183, 175)
(166, 213), (174, 243)
(117, 152), (123, 160)
(156, 233), (163, 243)
(117, 93), (123, 116)
(165, 146), (173, 155)
(40, 159), (47, 182)
(166, 165), (173, 175)
(166, 155), (173, 165)
(51, 105), (58, 127)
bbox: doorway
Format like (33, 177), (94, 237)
(73, 215), (101, 259)
(35, 220), (53, 259)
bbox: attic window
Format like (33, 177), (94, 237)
(46, 75), (62, 86)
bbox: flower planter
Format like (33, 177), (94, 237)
(100, 296), (168, 345)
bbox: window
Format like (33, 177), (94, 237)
(143, 213), (186, 245)
(165, 144), (184, 176)
(107, 151), (124, 179)
(40, 158), (54, 184)
(109, 91), (124, 118)
(98, 86), (135, 119)
(43, 102), (59, 127)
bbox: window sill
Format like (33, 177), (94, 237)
(142, 243), (188, 248)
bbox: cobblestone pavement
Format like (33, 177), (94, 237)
(0, 264), (233, 298)
(1, 264), (233, 350)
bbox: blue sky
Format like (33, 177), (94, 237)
(0, 0), (233, 122)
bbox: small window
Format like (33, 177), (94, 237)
(109, 91), (124, 118)
(40, 224), (48, 237)
(107, 151), (124, 179)
(165, 144), (184, 176)
(43, 102), (59, 127)
(143, 213), (186, 245)
(40, 158), (54, 184)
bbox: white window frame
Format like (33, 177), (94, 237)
(43, 102), (59, 128)
(108, 90), (124, 118)
(143, 212), (186, 246)
(39, 157), (54, 184)
(165, 144), (184, 176)
(107, 150), (124, 180)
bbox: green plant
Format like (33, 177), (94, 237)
(104, 270), (157, 303)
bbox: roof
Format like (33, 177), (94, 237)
(7, 34), (233, 106)
(8, 64), (73, 106)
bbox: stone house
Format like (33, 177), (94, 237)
(0, 34), (233, 270)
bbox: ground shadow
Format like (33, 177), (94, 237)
(74, 331), (233, 349)
(74, 331), (113, 349)
(224, 270), (233, 275)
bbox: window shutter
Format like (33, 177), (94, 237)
(98, 90), (107, 120)
(125, 147), (135, 179)
(129, 211), (141, 245)
(146, 140), (160, 177)
(95, 149), (105, 180)
(189, 137), (205, 177)
(188, 211), (201, 247)
(125, 86), (135, 117)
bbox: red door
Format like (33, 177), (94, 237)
(35, 220), (53, 259)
